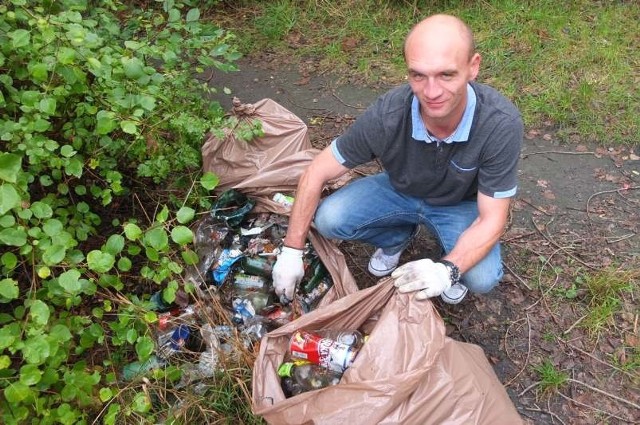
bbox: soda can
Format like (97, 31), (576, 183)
(289, 330), (358, 373)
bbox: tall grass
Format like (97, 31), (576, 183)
(215, 0), (639, 144)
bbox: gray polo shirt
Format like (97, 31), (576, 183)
(331, 82), (523, 205)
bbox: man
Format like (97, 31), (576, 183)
(272, 14), (523, 304)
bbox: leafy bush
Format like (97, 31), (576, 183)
(0, 0), (245, 422)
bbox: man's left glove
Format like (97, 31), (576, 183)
(392, 258), (451, 300)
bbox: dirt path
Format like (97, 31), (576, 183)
(209, 58), (640, 424)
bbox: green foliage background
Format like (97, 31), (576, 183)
(0, 0), (245, 423)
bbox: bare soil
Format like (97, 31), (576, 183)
(208, 54), (640, 424)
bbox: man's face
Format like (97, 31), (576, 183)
(405, 39), (480, 127)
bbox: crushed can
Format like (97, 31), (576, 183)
(289, 330), (358, 373)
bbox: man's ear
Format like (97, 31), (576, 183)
(469, 53), (481, 81)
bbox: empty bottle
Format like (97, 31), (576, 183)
(277, 362), (342, 395)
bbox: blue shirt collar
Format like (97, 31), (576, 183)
(411, 83), (476, 144)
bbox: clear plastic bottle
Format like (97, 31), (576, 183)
(277, 362), (342, 395)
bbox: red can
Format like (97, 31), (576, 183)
(289, 330), (358, 373)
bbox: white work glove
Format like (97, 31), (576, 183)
(392, 258), (451, 300)
(272, 247), (304, 302)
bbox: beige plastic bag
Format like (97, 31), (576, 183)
(252, 279), (523, 425)
(201, 97), (358, 305)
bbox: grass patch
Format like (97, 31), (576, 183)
(576, 267), (637, 336)
(214, 0), (639, 144)
(533, 360), (569, 396)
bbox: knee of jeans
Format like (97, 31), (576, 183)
(313, 199), (346, 238)
(462, 263), (503, 294)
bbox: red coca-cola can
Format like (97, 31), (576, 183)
(289, 330), (357, 373)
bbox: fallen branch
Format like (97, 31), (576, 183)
(521, 150), (596, 159)
(523, 405), (566, 425)
(331, 91), (367, 110)
(504, 314), (532, 387)
(567, 378), (640, 411)
(586, 186), (640, 226)
(502, 261), (533, 291)
(531, 216), (599, 270)
(558, 338), (634, 379)
(556, 390), (636, 424)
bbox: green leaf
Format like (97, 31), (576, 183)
(186, 8), (200, 22)
(20, 364), (43, 386)
(60, 145), (76, 158)
(22, 336), (50, 364)
(96, 110), (117, 135)
(2, 252), (18, 269)
(9, 29), (30, 48)
(168, 8), (181, 22)
(120, 120), (138, 134)
(42, 244), (66, 265)
(50, 324), (72, 342)
(156, 205), (169, 223)
(4, 381), (32, 403)
(0, 355), (11, 370)
(125, 328), (137, 345)
(139, 95), (156, 111)
(104, 403), (120, 425)
(29, 300), (50, 326)
(117, 257), (132, 272)
(181, 248), (199, 265)
(0, 215), (15, 228)
(57, 46), (76, 65)
(87, 250), (116, 273)
(104, 234), (125, 255)
(135, 336), (154, 359)
(31, 201), (53, 219)
(59, 269), (81, 293)
(42, 218), (63, 236)
(144, 227), (168, 251)
(39, 98), (57, 115)
(171, 226), (193, 245)
(176, 207), (195, 224)
(99, 387), (113, 402)
(0, 184), (21, 214)
(124, 223), (142, 240)
(122, 57), (145, 79)
(65, 157), (83, 178)
(0, 278), (19, 301)
(132, 392), (151, 413)
(0, 227), (27, 246)
(200, 172), (220, 190)
(0, 153), (21, 183)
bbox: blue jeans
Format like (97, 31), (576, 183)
(313, 173), (503, 294)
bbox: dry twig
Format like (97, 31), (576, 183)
(504, 314), (532, 387)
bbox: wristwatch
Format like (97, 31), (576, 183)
(438, 260), (461, 285)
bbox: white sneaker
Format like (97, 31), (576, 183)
(367, 248), (403, 277)
(440, 283), (469, 304)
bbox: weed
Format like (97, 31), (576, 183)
(533, 360), (568, 396)
(577, 267), (637, 336)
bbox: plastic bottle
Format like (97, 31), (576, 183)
(277, 362), (342, 395)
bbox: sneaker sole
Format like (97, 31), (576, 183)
(440, 288), (468, 305)
(367, 263), (397, 277)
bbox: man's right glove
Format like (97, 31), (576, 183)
(392, 258), (452, 300)
(272, 246), (305, 302)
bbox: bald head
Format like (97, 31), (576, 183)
(404, 14), (476, 60)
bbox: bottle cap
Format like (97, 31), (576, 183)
(277, 362), (294, 378)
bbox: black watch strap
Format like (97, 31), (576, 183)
(438, 260), (461, 285)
